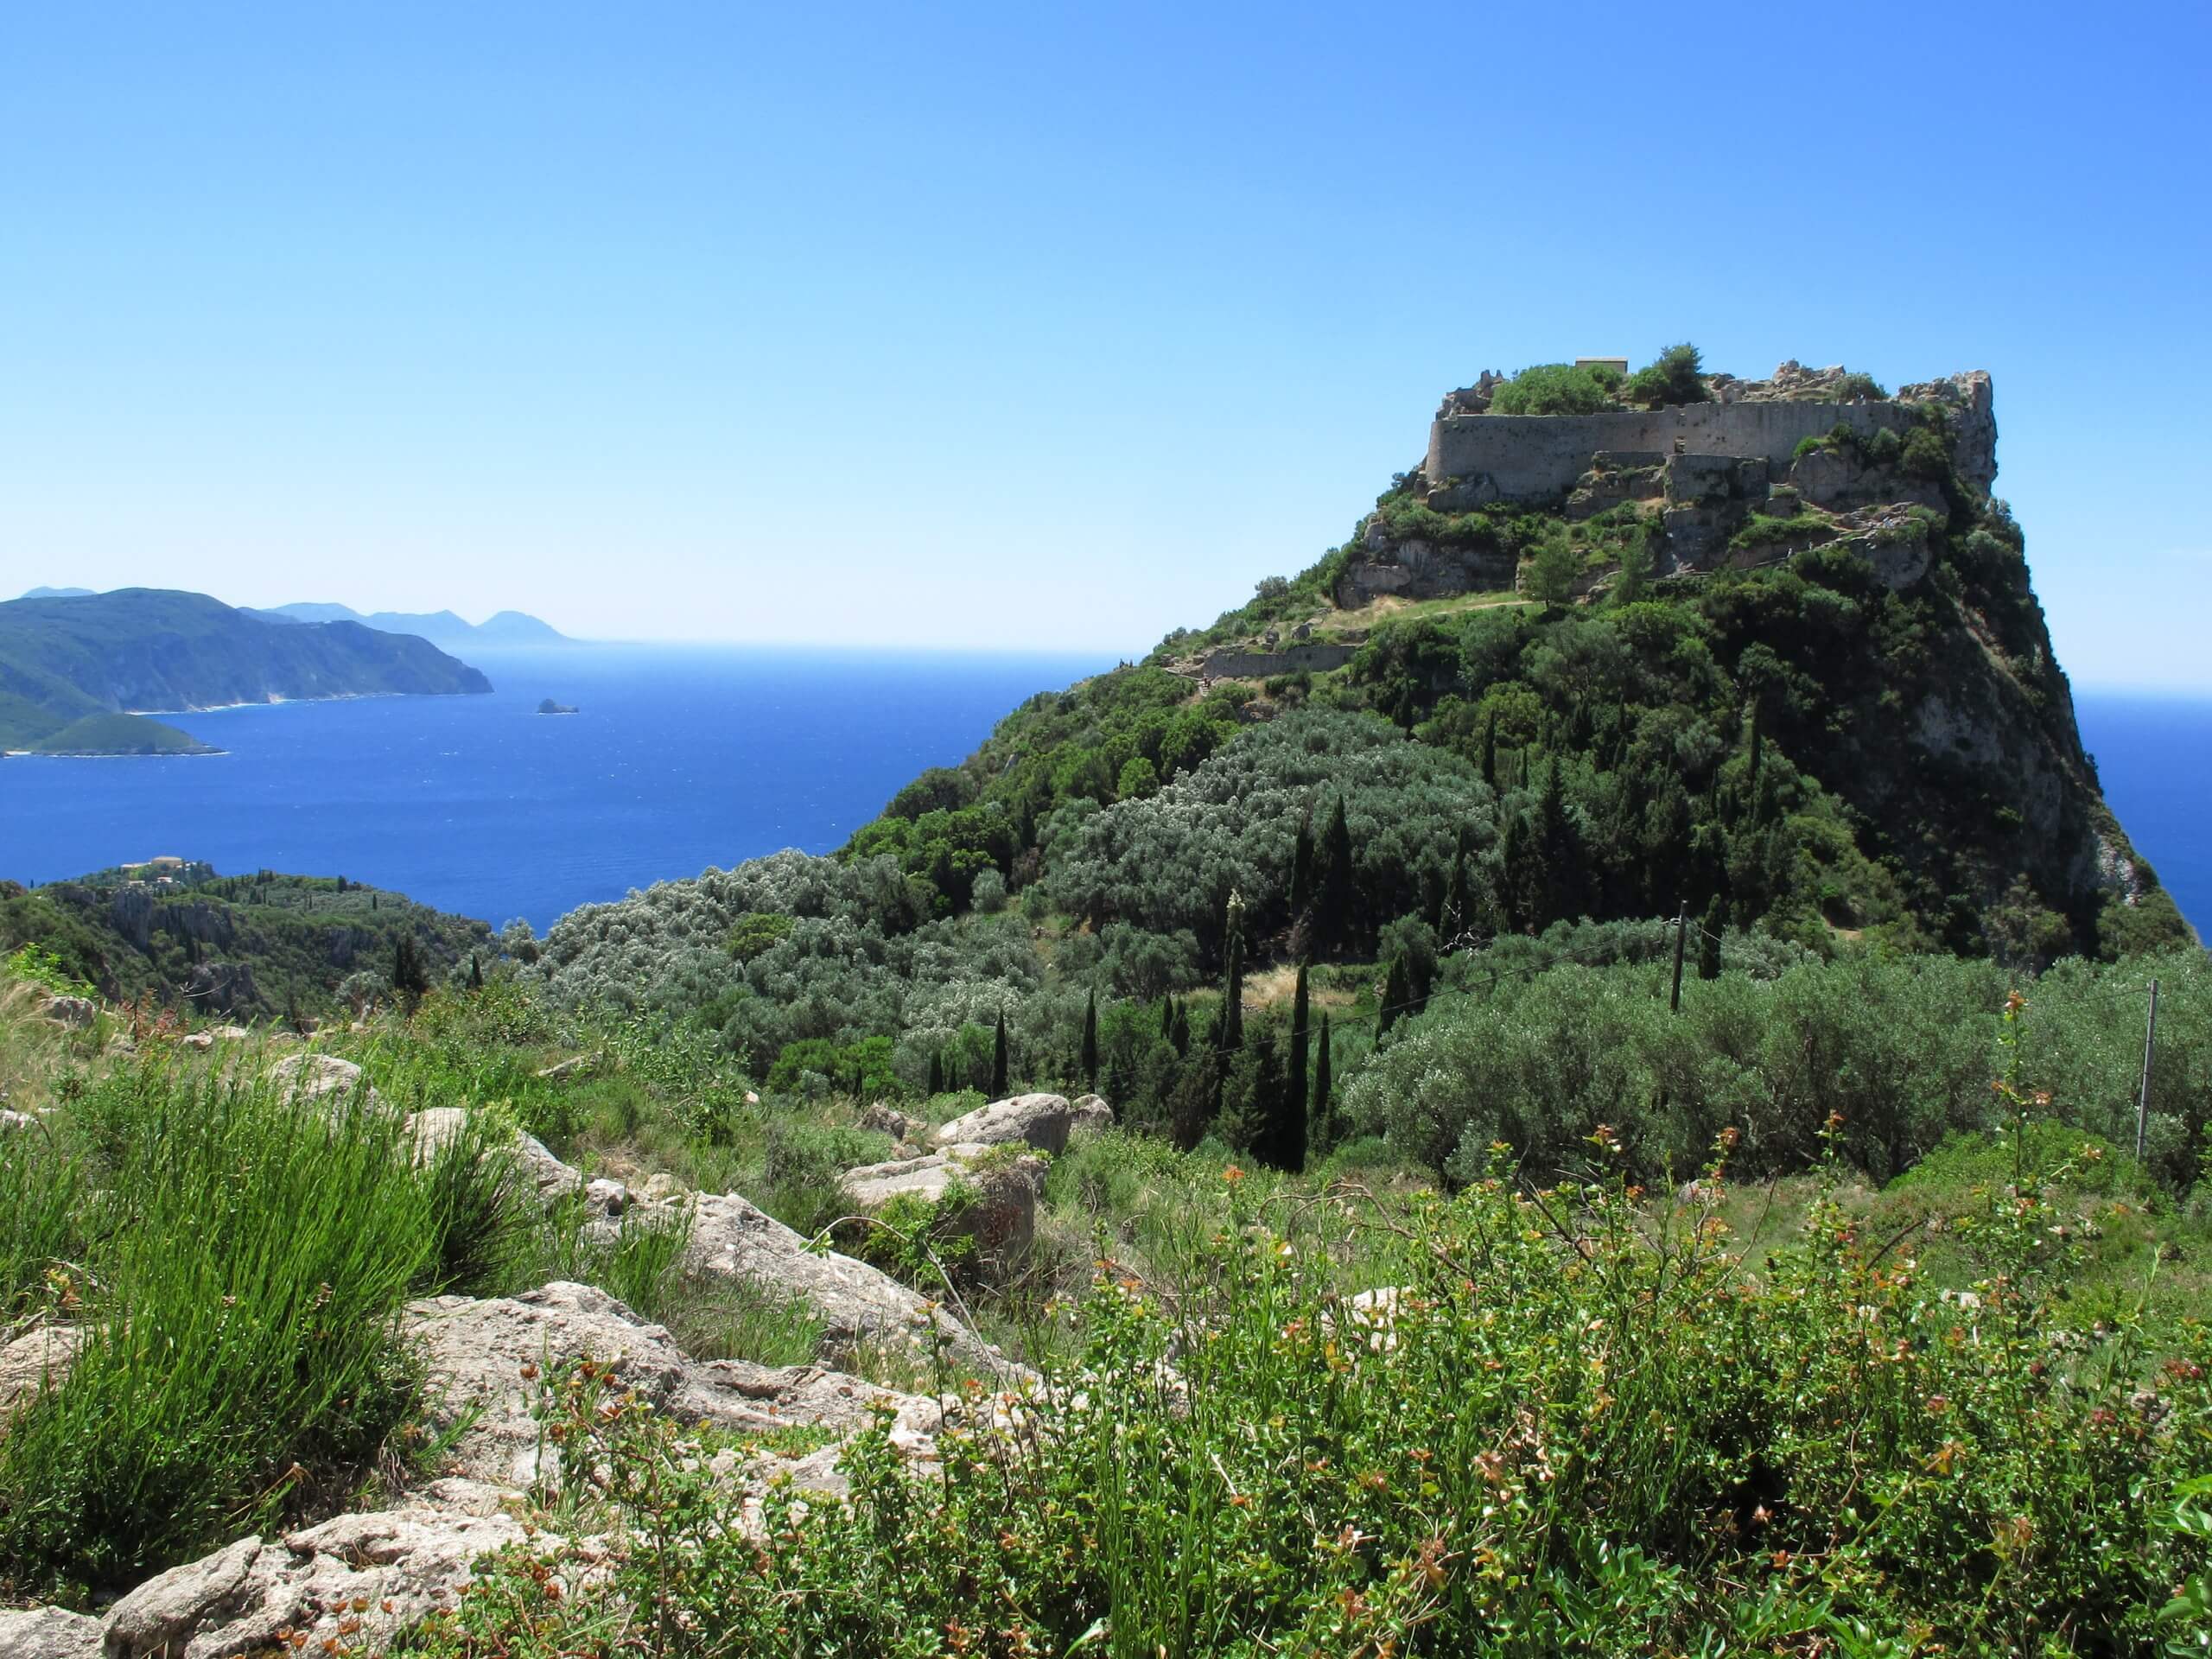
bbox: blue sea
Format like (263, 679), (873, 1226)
(0, 645), (1111, 931)
(0, 657), (2203, 939)
(2075, 694), (2212, 939)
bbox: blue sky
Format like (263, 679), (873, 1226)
(3, 1), (2207, 683)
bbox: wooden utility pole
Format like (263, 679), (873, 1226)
(2136, 979), (2160, 1163)
(1669, 905), (1688, 1014)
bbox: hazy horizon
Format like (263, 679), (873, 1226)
(4, 3), (2208, 684)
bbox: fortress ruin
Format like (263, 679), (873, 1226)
(1421, 366), (1996, 509)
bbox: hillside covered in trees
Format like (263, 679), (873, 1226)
(0, 862), (493, 1020)
(523, 349), (2194, 1183)
(0, 588), (493, 754)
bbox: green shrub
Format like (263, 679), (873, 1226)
(0, 1068), (442, 1596)
(408, 1154), (2212, 1655)
(1488, 362), (1620, 416)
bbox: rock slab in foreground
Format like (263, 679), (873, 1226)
(406, 1280), (938, 1488)
(0, 1605), (101, 1658)
(99, 1507), (546, 1659)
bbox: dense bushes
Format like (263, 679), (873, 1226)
(1046, 711), (1494, 961)
(1349, 944), (2212, 1191)
(409, 1145), (2212, 1655)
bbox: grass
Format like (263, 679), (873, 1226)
(10, 961), (2212, 1643)
(0, 1065), (444, 1597)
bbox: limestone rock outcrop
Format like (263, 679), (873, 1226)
(0, 1322), (88, 1420)
(930, 1092), (1073, 1156)
(677, 1191), (1020, 1379)
(99, 1508), (550, 1659)
(405, 1280), (937, 1490)
(268, 1052), (386, 1115)
(840, 1144), (1047, 1255)
(0, 1605), (101, 1658)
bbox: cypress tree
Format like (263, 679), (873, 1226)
(1281, 963), (1310, 1173)
(1081, 988), (1099, 1089)
(1378, 957), (1409, 1037)
(1289, 817), (1315, 922)
(1170, 999), (1191, 1057)
(467, 953), (482, 990)
(392, 932), (429, 1011)
(1159, 995), (1175, 1045)
(1698, 894), (1727, 981)
(1221, 924), (1245, 1053)
(926, 1050), (944, 1097)
(1480, 709), (1498, 788)
(1316, 796), (1355, 954)
(991, 1010), (1009, 1098)
(1311, 1013), (1334, 1150)
(1247, 1028), (1289, 1170)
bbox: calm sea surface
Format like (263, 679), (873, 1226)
(0, 645), (1111, 931)
(2075, 693), (2211, 939)
(0, 656), (2202, 939)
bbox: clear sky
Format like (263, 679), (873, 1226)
(3, 2), (2207, 683)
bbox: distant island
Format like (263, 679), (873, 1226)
(536, 698), (579, 715)
(244, 601), (571, 650)
(0, 588), (493, 756)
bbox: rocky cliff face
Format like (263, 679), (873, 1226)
(1291, 365), (2186, 958)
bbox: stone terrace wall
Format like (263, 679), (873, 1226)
(1427, 400), (1923, 505)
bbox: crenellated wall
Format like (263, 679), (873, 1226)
(1427, 398), (1942, 506)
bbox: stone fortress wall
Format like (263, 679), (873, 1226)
(1424, 370), (1995, 506)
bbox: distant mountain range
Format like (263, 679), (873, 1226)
(14, 588), (570, 650)
(242, 603), (570, 649)
(0, 588), (493, 755)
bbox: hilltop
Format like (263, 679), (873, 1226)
(245, 601), (571, 648)
(0, 861), (494, 1019)
(527, 352), (2188, 1124)
(0, 588), (493, 755)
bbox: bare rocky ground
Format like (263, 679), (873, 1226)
(0, 1052), (1108, 1659)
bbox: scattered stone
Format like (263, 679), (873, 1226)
(1068, 1094), (1114, 1135)
(41, 995), (98, 1029)
(642, 1172), (687, 1203)
(0, 1322), (89, 1420)
(534, 1054), (597, 1083)
(679, 1191), (1020, 1379)
(269, 1052), (386, 1116)
(0, 1108), (37, 1134)
(0, 1605), (102, 1658)
(179, 1032), (214, 1052)
(585, 1176), (630, 1217)
(404, 1281), (937, 1490)
(860, 1102), (925, 1144)
(213, 1025), (251, 1041)
(931, 1092), (1073, 1157)
(99, 1508), (550, 1659)
(401, 1107), (582, 1205)
(840, 1145), (1046, 1255)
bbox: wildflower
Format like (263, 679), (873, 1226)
(1925, 1394), (1948, 1413)
(2005, 989), (2027, 1014)
(1223, 1165), (1245, 1185)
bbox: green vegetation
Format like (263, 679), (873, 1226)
(0, 863), (494, 1020)
(1485, 343), (1705, 416)
(0, 588), (491, 753)
(3, 359), (2206, 1648)
(1486, 359), (1623, 416)
(412, 1109), (2211, 1655)
(19, 712), (213, 755)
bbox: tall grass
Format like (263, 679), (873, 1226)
(0, 1059), (551, 1599)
